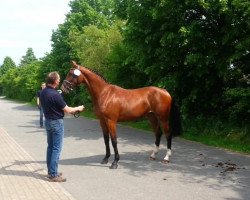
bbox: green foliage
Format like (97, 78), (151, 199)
(107, 42), (150, 88)
(29, 0), (120, 111)
(45, 0), (116, 81)
(0, 61), (42, 101)
(68, 0), (114, 29)
(182, 116), (250, 153)
(0, 57), (17, 95)
(69, 21), (123, 76)
(19, 48), (37, 67)
(223, 87), (250, 124)
(63, 85), (92, 108)
(0, 0), (248, 153)
(0, 56), (16, 76)
(114, 0), (250, 125)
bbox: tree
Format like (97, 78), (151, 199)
(46, 0), (116, 77)
(113, 0), (250, 122)
(42, 0), (118, 105)
(69, 22), (123, 75)
(19, 48), (37, 66)
(1, 61), (41, 101)
(0, 56), (16, 76)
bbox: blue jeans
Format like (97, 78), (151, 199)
(45, 119), (64, 177)
(39, 107), (44, 127)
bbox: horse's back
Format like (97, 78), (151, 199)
(103, 85), (172, 121)
(110, 85), (172, 107)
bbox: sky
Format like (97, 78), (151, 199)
(0, 0), (71, 65)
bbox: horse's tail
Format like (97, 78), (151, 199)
(169, 98), (182, 137)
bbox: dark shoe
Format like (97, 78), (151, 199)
(49, 175), (66, 182)
(47, 172), (62, 179)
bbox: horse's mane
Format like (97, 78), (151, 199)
(84, 66), (109, 83)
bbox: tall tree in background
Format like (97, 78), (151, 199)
(39, 0), (117, 105)
(0, 59), (41, 100)
(0, 56), (16, 76)
(69, 22), (123, 75)
(19, 48), (37, 67)
(113, 0), (249, 122)
(0, 56), (16, 94)
(42, 0), (116, 78)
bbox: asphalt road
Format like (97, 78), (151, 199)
(0, 97), (249, 200)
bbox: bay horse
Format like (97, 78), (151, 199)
(61, 61), (182, 169)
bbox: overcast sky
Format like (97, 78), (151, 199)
(0, 0), (71, 65)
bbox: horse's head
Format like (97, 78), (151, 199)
(61, 61), (84, 93)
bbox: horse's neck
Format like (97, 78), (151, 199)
(81, 68), (109, 101)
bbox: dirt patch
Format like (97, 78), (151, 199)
(214, 160), (246, 175)
(198, 154), (246, 176)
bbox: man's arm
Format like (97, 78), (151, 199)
(63, 105), (85, 114)
(36, 97), (40, 108)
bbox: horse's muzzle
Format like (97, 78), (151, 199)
(61, 80), (74, 93)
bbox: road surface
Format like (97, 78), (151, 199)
(0, 97), (249, 200)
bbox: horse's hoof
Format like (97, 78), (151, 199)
(109, 163), (118, 169)
(100, 159), (108, 164)
(149, 156), (156, 161)
(161, 160), (169, 164)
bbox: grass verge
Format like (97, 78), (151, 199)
(82, 111), (250, 154)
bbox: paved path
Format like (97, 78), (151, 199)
(0, 97), (249, 200)
(0, 127), (74, 200)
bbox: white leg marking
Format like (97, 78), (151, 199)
(150, 145), (159, 159)
(163, 149), (172, 161)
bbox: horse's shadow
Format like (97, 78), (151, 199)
(58, 140), (250, 196)
(58, 151), (175, 178)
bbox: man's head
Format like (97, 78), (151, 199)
(46, 72), (60, 88)
(41, 82), (46, 89)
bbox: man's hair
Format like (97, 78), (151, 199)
(46, 72), (60, 85)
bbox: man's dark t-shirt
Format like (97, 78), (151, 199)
(40, 86), (66, 120)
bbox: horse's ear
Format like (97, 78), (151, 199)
(71, 61), (77, 68)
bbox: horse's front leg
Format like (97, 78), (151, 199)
(101, 134), (111, 164)
(110, 137), (119, 169)
(100, 120), (110, 164)
(108, 120), (119, 169)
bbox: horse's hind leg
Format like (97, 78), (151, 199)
(100, 119), (111, 164)
(161, 121), (172, 164)
(147, 113), (162, 160)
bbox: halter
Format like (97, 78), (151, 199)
(62, 80), (74, 91)
(62, 66), (82, 91)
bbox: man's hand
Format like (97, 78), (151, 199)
(73, 105), (85, 118)
(77, 105), (85, 112)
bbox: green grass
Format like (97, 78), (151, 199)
(182, 118), (250, 154)
(182, 131), (250, 154)
(82, 111), (250, 154)
(119, 120), (152, 132)
(82, 110), (97, 119)
(82, 110), (152, 131)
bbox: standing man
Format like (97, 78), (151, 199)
(40, 71), (84, 182)
(37, 82), (46, 127)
